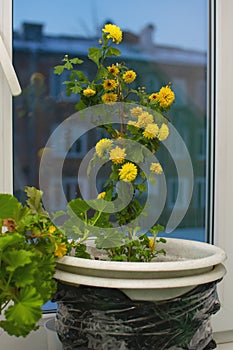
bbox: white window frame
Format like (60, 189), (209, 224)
(1, 0), (233, 341)
(0, 0), (13, 194)
(211, 0), (233, 337)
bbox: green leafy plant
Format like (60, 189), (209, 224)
(0, 187), (72, 337)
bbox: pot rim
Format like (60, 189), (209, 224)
(56, 237), (226, 272)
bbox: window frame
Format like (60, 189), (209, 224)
(1, 0), (233, 337)
(0, 0), (13, 194)
(211, 0), (233, 335)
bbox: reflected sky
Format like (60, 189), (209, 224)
(14, 0), (207, 51)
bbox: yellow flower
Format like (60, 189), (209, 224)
(103, 79), (117, 91)
(130, 107), (143, 117)
(149, 93), (158, 101)
(143, 123), (159, 139)
(148, 237), (156, 251)
(158, 123), (169, 141)
(102, 24), (122, 44)
(83, 88), (96, 97)
(48, 225), (56, 233)
(123, 70), (137, 83)
(137, 112), (154, 128)
(150, 162), (163, 174)
(119, 162), (138, 182)
(54, 242), (67, 258)
(95, 138), (113, 158)
(109, 146), (126, 164)
(102, 92), (117, 104)
(97, 192), (106, 199)
(157, 85), (175, 108)
(127, 120), (140, 129)
(107, 64), (119, 76)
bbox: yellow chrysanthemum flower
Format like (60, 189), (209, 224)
(54, 242), (67, 258)
(119, 162), (138, 182)
(143, 123), (159, 139)
(149, 93), (158, 101)
(109, 146), (126, 164)
(83, 88), (96, 97)
(123, 70), (137, 83)
(130, 106), (143, 117)
(102, 24), (122, 44)
(107, 64), (119, 76)
(97, 192), (106, 199)
(137, 112), (154, 128)
(102, 92), (117, 104)
(158, 123), (169, 141)
(157, 85), (175, 108)
(103, 79), (117, 91)
(150, 162), (163, 174)
(95, 138), (113, 158)
(48, 225), (56, 233)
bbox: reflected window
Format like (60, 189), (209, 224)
(13, 0), (209, 242)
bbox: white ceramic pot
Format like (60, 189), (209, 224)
(55, 238), (226, 300)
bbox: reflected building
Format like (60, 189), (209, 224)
(13, 22), (207, 232)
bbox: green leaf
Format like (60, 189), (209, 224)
(70, 57), (83, 64)
(75, 99), (87, 111)
(4, 249), (33, 272)
(0, 194), (20, 219)
(74, 70), (89, 83)
(14, 263), (38, 287)
(54, 65), (65, 75)
(51, 210), (67, 220)
(0, 319), (38, 338)
(105, 47), (121, 57)
(75, 243), (91, 259)
(91, 211), (112, 228)
(88, 47), (102, 66)
(95, 65), (108, 81)
(86, 198), (115, 213)
(149, 224), (164, 236)
(95, 231), (125, 249)
(64, 61), (73, 70)
(110, 164), (119, 181)
(137, 183), (147, 193)
(127, 145), (144, 162)
(68, 198), (91, 217)
(157, 237), (167, 244)
(71, 84), (82, 94)
(4, 286), (43, 326)
(25, 187), (48, 215)
(0, 233), (24, 251)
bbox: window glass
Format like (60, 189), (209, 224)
(13, 0), (208, 243)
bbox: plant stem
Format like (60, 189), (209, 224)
(92, 210), (103, 226)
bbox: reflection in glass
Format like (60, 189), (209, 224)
(13, 1), (208, 242)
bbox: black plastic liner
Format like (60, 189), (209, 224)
(53, 280), (221, 350)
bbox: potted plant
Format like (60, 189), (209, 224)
(42, 23), (226, 349)
(0, 23), (226, 349)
